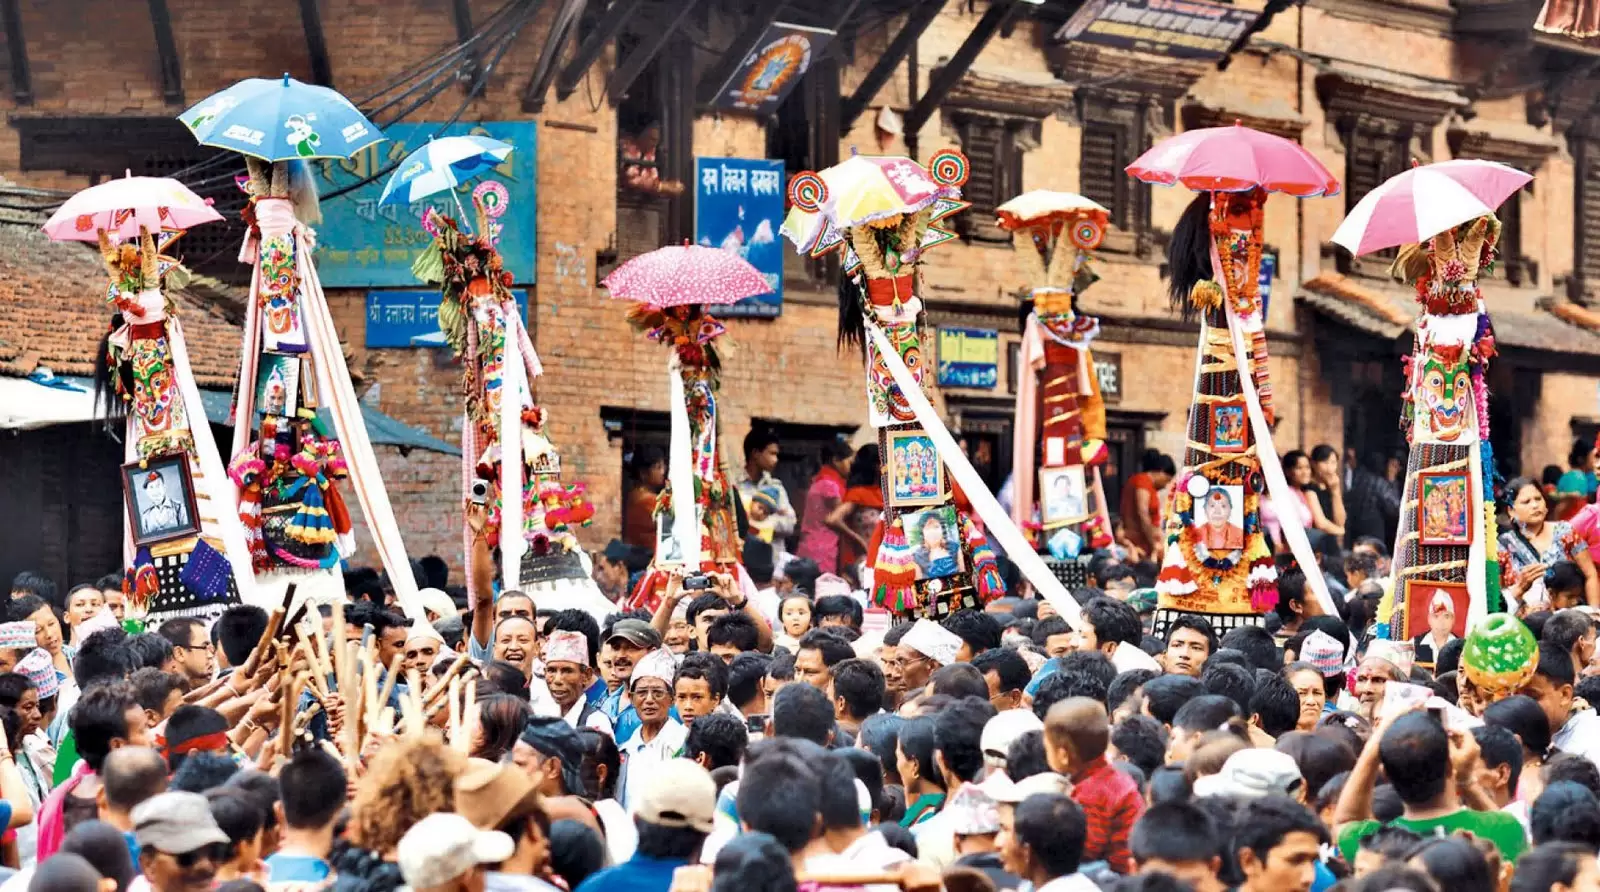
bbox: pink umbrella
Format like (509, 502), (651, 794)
(1126, 123), (1340, 198)
(1332, 159), (1533, 257)
(42, 174), (222, 242)
(602, 243), (773, 308)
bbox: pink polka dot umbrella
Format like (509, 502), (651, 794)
(601, 243), (774, 308)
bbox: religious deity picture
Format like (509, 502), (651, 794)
(903, 505), (964, 581)
(654, 512), (684, 567)
(255, 352), (301, 418)
(1209, 400), (1249, 454)
(1191, 484), (1245, 553)
(1040, 466), (1088, 526)
(1403, 579), (1469, 640)
(1417, 471), (1473, 547)
(887, 430), (944, 507)
(121, 456), (201, 547)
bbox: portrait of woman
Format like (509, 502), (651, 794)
(1196, 485), (1245, 552)
(909, 507), (962, 579)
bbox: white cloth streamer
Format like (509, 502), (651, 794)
(668, 358), (702, 568)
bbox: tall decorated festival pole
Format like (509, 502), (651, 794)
(1332, 159), (1535, 685)
(178, 76), (422, 617)
(1127, 124), (1341, 633)
(605, 243), (775, 612)
(50, 178), (254, 628)
(997, 191), (1115, 561)
(396, 137), (610, 622)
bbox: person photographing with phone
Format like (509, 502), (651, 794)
(648, 568), (775, 655)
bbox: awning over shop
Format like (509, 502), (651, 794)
(0, 374), (460, 455)
(1296, 273), (1413, 339)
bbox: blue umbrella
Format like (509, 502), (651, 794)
(378, 136), (514, 213)
(179, 73), (386, 162)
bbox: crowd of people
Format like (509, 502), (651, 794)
(6, 432), (1600, 892)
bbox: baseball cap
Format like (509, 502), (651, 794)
(397, 813), (514, 890)
(981, 710), (1043, 764)
(455, 759), (542, 832)
(606, 618), (662, 649)
(132, 792), (230, 854)
(1191, 749), (1304, 800)
(636, 758), (717, 833)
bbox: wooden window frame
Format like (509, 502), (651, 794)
(1077, 91), (1156, 256)
(945, 109), (1033, 243)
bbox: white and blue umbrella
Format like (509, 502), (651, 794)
(179, 74), (386, 162)
(378, 135), (514, 208)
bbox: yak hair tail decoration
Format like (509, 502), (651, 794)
(1166, 192), (1216, 319)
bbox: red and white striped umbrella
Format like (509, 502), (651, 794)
(601, 243), (773, 308)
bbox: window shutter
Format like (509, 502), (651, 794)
(1581, 144), (1600, 283)
(1080, 121), (1127, 229)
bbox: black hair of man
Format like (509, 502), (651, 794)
(634, 817), (708, 861)
(156, 618), (206, 652)
(1248, 675), (1301, 738)
(1083, 597), (1142, 648)
(545, 609), (600, 665)
(1099, 564), (1137, 590)
(1219, 625), (1281, 673)
(1524, 610), (1554, 641)
(1140, 450), (1178, 476)
(71, 681), (139, 773)
(32, 852), (101, 892)
(1343, 550), (1379, 582)
(128, 668), (183, 716)
(5, 594), (48, 625)
(1535, 639), (1578, 687)
(521, 716), (588, 794)
(933, 697), (996, 785)
(10, 571), (57, 605)
(101, 747), (168, 814)
(798, 629), (855, 668)
(1530, 781), (1600, 847)
(1433, 637), (1466, 677)
(839, 747), (885, 820)
(929, 663), (990, 701)
(684, 594), (733, 631)
(1200, 662), (1256, 715)
(1029, 617), (1072, 649)
(898, 716), (943, 790)
(766, 649), (796, 683)
(1471, 724), (1524, 797)
(1378, 712), (1452, 806)
(165, 705), (229, 772)
(215, 605), (270, 668)
(943, 610), (1003, 655)
(1545, 609), (1595, 654)
(727, 652), (771, 712)
(882, 621), (915, 647)
(1545, 753), (1600, 799)
(1549, 562), (1587, 598)
(1483, 694), (1553, 756)
(1511, 842), (1599, 892)
(1034, 669), (1108, 719)
(815, 748), (862, 832)
(830, 658), (886, 721)
(73, 629), (135, 690)
(1232, 794), (1328, 868)
(813, 595), (864, 630)
(706, 613), (760, 654)
(1058, 650), (1118, 688)
(480, 660), (531, 701)
(205, 788), (264, 861)
(1165, 614), (1219, 655)
(1111, 715), (1168, 780)
(1142, 674), (1205, 726)
(675, 652), (730, 702)
(1580, 675), (1600, 713)
(1171, 694), (1242, 734)
(971, 648), (1031, 697)
(1107, 670), (1157, 716)
(1130, 799), (1221, 864)
(1013, 793), (1088, 878)
(1007, 730), (1049, 781)
(277, 749), (347, 829)
(773, 679), (835, 745)
(783, 559), (821, 597)
(225, 770), (280, 837)
(169, 752), (241, 793)
(684, 711), (749, 771)
(737, 742), (821, 852)
(743, 427), (780, 462)
(126, 634), (175, 672)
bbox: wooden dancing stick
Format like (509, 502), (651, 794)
(421, 652), (472, 709)
(240, 586), (294, 679)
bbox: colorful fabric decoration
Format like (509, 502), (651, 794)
(178, 538), (233, 597)
(0, 623), (37, 652)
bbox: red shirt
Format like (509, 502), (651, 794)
(1070, 756), (1144, 874)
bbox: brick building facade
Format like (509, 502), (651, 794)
(6, 0), (1600, 581)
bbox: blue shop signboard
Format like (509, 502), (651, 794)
(694, 157), (785, 318)
(365, 288), (529, 348)
(313, 121), (537, 288)
(938, 328), (1000, 389)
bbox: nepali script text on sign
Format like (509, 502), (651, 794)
(695, 157), (786, 318)
(314, 121), (537, 288)
(365, 289), (530, 349)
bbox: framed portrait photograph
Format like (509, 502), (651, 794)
(1044, 436), (1066, 468)
(654, 511), (685, 567)
(299, 355), (321, 409)
(1040, 466), (1089, 527)
(1403, 578), (1469, 642)
(1417, 471), (1473, 547)
(1209, 400), (1249, 454)
(902, 505), (965, 581)
(121, 456), (201, 547)
(256, 352), (301, 418)
(1191, 483), (1245, 553)
(887, 430), (944, 508)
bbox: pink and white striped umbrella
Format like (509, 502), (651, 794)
(1332, 159), (1533, 257)
(42, 174), (222, 243)
(601, 243), (773, 308)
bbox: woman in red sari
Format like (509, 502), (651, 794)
(832, 445), (884, 575)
